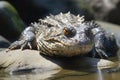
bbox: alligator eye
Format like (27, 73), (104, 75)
(64, 27), (70, 35)
(63, 27), (76, 37)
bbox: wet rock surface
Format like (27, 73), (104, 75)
(0, 49), (117, 73)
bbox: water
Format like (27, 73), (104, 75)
(1, 68), (120, 80)
(0, 50), (120, 80)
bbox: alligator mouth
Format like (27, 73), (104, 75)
(45, 38), (93, 49)
(45, 38), (61, 43)
(44, 38), (93, 56)
(45, 39), (76, 46)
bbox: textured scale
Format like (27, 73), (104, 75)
(8, 12), (118, 58)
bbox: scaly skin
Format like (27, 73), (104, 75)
(8, 12), (118, 58)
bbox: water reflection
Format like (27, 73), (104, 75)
(0, 49), (119, 80)
(0, 69), (60, 80)
(1, 67), (120, 80)
(97, 69), (103, 80)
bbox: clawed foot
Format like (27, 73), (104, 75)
(6, 40), (33, 52)
(94, 48), (108, 58)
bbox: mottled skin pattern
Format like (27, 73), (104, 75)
(8, 12), (118, 58)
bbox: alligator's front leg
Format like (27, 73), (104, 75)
(90, 22), (118, 58)
(93, 29), (108, 58)
(8, 26), (37, 51)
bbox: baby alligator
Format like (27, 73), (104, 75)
(8, 12), (118, 58)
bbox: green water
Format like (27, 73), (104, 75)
(0, 50), (120, 80)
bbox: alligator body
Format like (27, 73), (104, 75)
(8, 12), (118, 58)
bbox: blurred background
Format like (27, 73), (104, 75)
(0, 0), (120, 47)
(5, 0), (120, 24)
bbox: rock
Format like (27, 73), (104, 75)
(85, 0), (119, 20)
(0, 49), (117, 73)
(0, 35), (10, 48)
(84, 0), (120, 25)
(0, 1), (25, 40)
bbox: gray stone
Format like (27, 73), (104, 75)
(0, 49), (117, 73)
